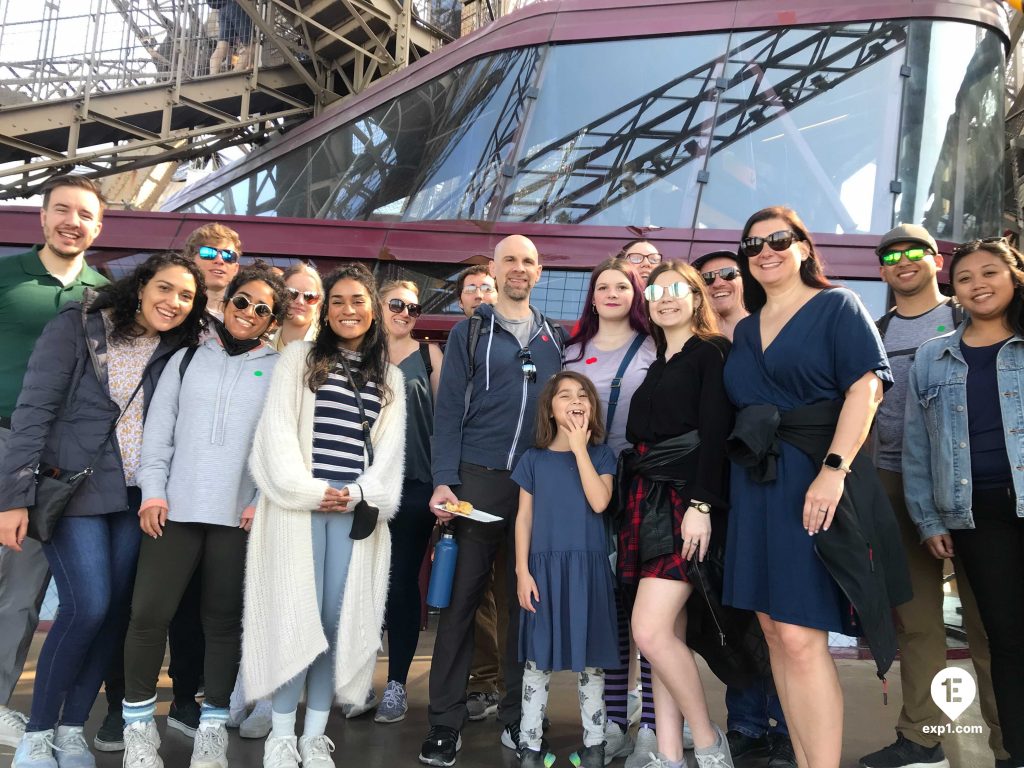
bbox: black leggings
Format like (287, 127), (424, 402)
(951, 487), (1024, 763)
(123, 520), (247, 708)
(385, 479), (436, 685)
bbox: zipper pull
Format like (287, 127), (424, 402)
(882, 677), (888, 706)
(868, 544), (875, 573)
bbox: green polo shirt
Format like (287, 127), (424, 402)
(0, 246), (108, 418)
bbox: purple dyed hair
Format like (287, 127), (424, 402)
(566, 257), (650, 363)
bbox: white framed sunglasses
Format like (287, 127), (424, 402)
(643, 281), (692, 302)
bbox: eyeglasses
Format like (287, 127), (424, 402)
(701, 267), (740, 285)
(517, 348), (537, 383)
(387, 298), (422, 318)
(624, 251), (662, 266)
(286, 287), (321, 305)
(461, 283), (496, 296)
(952, 236), (1007, 259)
(879, 247), (931, 267)
(643, 281), (692, 302)
(229, 294), (273, 318)
(739, 230), (801, 258)
(196, 245), (238, 263)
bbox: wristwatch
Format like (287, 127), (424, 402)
(690, 500), (712, 514)
(822, 453), (852, 474)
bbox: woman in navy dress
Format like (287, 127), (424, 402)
(723, 207), (891, 768)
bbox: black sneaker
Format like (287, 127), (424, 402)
(767, 733), (798, 768)
(419, 725), (462, 767)
(93, 709), (125, 752)
(466, 691), (499, 722)
(859, 734), (949, 768)
(726, 729), (769, 759)
(502, 721), (522, 755)
(520, 746), (555, 767)
(568, 743), (604, 768)
(167, 699), (200, 738)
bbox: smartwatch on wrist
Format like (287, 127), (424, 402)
(690, 500), (712, 514)
(822, 453), (852, 474)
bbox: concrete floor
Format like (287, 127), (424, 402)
(3, 626), (998, 768)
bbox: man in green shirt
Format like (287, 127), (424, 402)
(0, 175), (108, 748)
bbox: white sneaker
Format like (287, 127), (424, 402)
(627, 686), (642, 726)
(190, 722), (228, 768)
(239, 701), (272, 739)
(122, 721), (163, 768)
(13, 729), (58, 768)
(693, 724), (735, 768)
(340, 689), (378, 719)
(604, 721), (634, 764)
(262, 735), (300, 768)
(298, 734), (336, 768)
(53, 726), (96, 768)
(0, 705), (28, 748)
(625, 727), (658, 768)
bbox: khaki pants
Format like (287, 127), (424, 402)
(880, 469), (1005, 757)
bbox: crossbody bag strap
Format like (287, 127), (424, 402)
(338, 355), (374, 467)
(604, 333), (647, 444)
(78, 373), (146, 475)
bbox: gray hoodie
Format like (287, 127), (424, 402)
(139, 337), (279, 526)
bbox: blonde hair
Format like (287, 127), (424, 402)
(282, 261), (323, 295)
(183, 222), (242, 258)
(379, 279), (419, 297)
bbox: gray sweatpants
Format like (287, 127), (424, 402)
(521, 660), (605, 751)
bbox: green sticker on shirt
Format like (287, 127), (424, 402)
(254, 371), (263, 376)
(936, 325), (946, 332)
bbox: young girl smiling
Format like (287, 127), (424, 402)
(514, 371), (618, 768)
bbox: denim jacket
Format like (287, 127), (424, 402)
(902, 322), (1024, 541)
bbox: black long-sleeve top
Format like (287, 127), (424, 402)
(625, 334), (733, 508)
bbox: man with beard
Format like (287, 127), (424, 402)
(859, 224), (1008, 768)
(419, 235), (564, 766)
(0, 175), (108, 747)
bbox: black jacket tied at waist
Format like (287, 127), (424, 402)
(727, 399), (912, 678)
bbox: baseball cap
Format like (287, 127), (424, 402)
(690, 249), (739, 272)
(875, 224), (938, 257)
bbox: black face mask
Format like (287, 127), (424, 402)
(213, 315), (264, 356)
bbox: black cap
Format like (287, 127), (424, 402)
(690, 249), (739, 272)
(875, 224), (938, 257)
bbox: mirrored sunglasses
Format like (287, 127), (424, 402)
(388, 298), (422, 318)
(880, 247), (930, 267)
(197, 245), (238, 263)
(229, 294), (273, 318)
(643, 281), (692, 302)
(739, 230), (799, 258)
(286, 286), (321, 305)
(701, 267), (740, 285)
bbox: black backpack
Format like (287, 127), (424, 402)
(875, 298), (962, 359)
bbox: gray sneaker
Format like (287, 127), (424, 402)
(374, 680), (409, 724)
(625, 727), (658, 768)
(13, 729), (58, 768)
(0, 705), (27, 748)
(466, 691), (499, 722)
(694, 724), (735, 768)
(604, 722), (634, 764)
(53, 726), (96, 768)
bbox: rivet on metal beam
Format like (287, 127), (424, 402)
(900, 65), (912, 78)
(697, 170), (710, 184)
(890, 180), (902, 193)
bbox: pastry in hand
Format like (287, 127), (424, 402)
(443, 500), (473, 515)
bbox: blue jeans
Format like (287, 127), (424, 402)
(725, 676), (788, 738)
(27, 491), (141, 731)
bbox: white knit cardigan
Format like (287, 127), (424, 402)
(241, 340), (406, 705)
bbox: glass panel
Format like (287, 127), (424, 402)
(697, 22), (907, 234)
(374, 261), (477, 316)
(501, 35), (727, 227)
(895, 21), (1004, 241)
(529, 269), (589, 321)
(832, 278), (889, 319)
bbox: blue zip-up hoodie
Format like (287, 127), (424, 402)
(431, 302), (563, 487)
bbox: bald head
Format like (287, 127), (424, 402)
(491, 234), (542, 304)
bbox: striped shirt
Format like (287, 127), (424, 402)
(311, 359), (381, 484)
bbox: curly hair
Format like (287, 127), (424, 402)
(645, 261), (722, 357)
(950, 238), (1024, 338)
(305, 263), (392, 406)
(225, 263), (290, 325)
(566, 258), (649, 363)
(90, 252), (207, 347)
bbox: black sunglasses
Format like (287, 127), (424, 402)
(517, 348), (537, 383)
(951, 236), (1007, 260)
(197, 245), (238, 263)
(739, 230), (801, 258)
(229, 294), (273, 318)
(286, 286), (321, 305)
(701, 267), (740, 285)
(387, 298), (422, 318)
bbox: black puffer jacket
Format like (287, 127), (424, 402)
(0, 296), (186, 517)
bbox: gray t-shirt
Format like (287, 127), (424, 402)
(565, 335), (657, 458)
(494, 309), (536, 348)
(874, 302), (956, 473)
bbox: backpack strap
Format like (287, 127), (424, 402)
(418, 342), (433, 376)
(465, 314), (483, 379)
(604, 333), (646, 443)
(950, 300), (964, 329)
(875, 308), (897, 340)
(178, 346), (198, 381)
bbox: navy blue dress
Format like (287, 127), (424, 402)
(723, 288), (891, 631)
(512, 445), (619, 671)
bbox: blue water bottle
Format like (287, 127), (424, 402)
(427, 527), (458, 609)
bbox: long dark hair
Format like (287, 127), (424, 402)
(225, 262), (290, 325)
(645, 261), (722, 357)
(305, 263), (392, 405)
(533, 371), (605, 448)
(90, 252), (207, 347)
(950, 238), (1024, 338)
(566, 258), (649, 363)
(737, 206), (833, 312)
